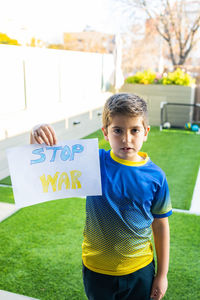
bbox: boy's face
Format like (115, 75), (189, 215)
(102, 114), (150, 162)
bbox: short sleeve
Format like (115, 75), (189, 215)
(151, 175), (172, 218)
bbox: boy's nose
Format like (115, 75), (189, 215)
(123, 132), (132, 143)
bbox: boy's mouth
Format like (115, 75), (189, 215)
(121, 147), (133, 151)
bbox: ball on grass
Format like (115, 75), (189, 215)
(185, 122), (191, 129)
(192, 124), (199, 132)
(163, 122), (171, 129)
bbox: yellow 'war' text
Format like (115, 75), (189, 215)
(40, 170), (82, 193)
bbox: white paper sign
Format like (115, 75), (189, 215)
(6, 139), (102, 208)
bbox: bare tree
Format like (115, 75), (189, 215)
(116, 0), (200, 67)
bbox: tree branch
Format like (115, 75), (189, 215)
(118, 0), (200, 67)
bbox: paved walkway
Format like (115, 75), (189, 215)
(0, 202), (19, 223)
(190, 167), (200, 214)
(0, 290), (39, 300)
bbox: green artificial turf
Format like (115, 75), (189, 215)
(165, 212), (200, 300)
(0, 187), (14, 204)
(0, 176), (12, 185)
(141, 127), (200, 210)
(0, 176), (14, 203)
(0, 201), (200, 299)
(0, 126), (200, 299)
(85, 127), (200, 210)
(0, 198), (87, 300)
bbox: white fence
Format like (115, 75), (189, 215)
(0, 45), (115, 179)
(0, 44), (114, 136)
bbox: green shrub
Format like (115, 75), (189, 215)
(125, 68), (195, 86)
(162, 68), (196, 86)
(125, 69), (157, 85)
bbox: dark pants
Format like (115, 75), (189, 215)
(82, 262), (155, 300)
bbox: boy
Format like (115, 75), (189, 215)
(31, 93), (172, 300)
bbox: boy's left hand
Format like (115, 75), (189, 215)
(150, 274), (168, 300)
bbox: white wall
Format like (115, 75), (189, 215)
(0, 46), (25, 114)
(0, 45), (114, 139)
(0, 45), (114, 179)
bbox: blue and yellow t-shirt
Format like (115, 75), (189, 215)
(82, 149), (172, 276)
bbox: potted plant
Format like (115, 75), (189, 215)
(120, 69), (196, 126)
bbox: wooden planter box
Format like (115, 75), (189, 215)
(120, 84), (195, 126)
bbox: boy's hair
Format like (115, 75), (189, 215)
(102, 93), (149, 130)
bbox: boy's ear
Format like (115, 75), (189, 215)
(144, 126), (150, 141)
(102, 127), (109, 141)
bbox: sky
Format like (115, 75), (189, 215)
(0, 0), (131, 44)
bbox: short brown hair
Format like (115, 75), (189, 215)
(102, 93), (148, 129)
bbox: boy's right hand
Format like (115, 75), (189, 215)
(30, 124), (57, 146)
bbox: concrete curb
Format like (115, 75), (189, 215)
(0, 202), (20, 223)
(190, 167), (200, 214)
(0, 184), (12, 188)
(0, 290), (39, 300)
(173, 208), (200, 216)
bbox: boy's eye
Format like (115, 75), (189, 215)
(113, 128), (122, 134)
(131, 128), (140, 134)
